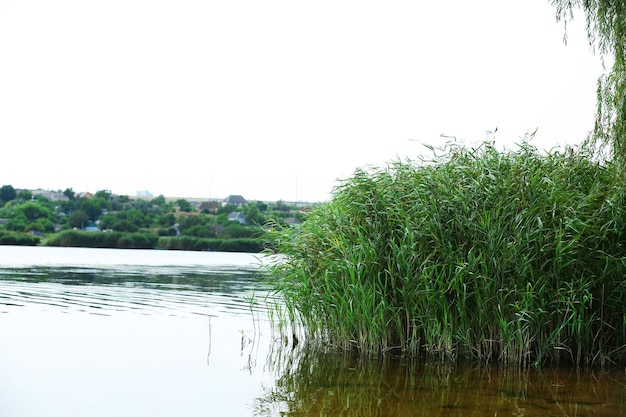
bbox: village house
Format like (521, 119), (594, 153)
(222, 195), (247, 207)
(227, 212), (247, 225)
(30, 189), (69, 201)
(199, 201), (219, 214)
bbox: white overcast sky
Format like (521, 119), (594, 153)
(0, 0), (604, 202)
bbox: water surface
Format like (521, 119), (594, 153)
(0, 246), (274, 417)
(0, 246), (624, 416)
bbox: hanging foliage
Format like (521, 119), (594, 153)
(551, 0), (626, 168)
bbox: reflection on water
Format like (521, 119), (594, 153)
(257, 347), (626, 416)
(1, 246), (624, 417)
(0, 264), (270, 317)
(0, 246), (277, 417)
(0, 246), (275, 319)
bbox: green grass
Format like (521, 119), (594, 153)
(268, 141), (626, 367)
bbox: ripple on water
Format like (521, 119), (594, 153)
(0, 264), (273, 318)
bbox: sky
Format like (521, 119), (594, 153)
(0, 0), (605, 202)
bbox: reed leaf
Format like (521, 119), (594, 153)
(268, 141), (626, 366)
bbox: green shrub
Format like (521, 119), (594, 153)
(210, 238), (262, 252)
(0, 229), (40, 246)
(118, 233), (159, 249)
(47, 230), (157, 249)
(158, 236), (262, 252)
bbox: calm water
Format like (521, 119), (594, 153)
(0, 246), (624, 417)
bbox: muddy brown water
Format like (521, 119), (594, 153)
(258, 351), (626, 416)
(0, 246), (624, 416)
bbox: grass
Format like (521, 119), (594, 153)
(268, 141), (626, 367)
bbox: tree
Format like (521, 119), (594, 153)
(244, 205), (263, 225)
(14, 202), (51, 222)
(157, 213), (176, 228)
(79, 197), (109, 220)
(0, 185), (16, 203)
(5, 217), (27, 232)
(176, 199), (192, 212)
(63, 188), (75, 200)
(184, 224), (213, 238)
(551, 0), (626, 167)
(27, 218), (54, 233)
(95, 189), (112, 200)
(151, 195), (166, 207)
(17, 190), (32, 200)
(111, 219), (139, 233)
(273, 200), (290, 212)
(69, 210), (89, 229)
(110, 194), (130, 211)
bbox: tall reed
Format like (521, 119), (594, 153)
(269, 141), (626, 366)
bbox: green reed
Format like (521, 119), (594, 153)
(268, 141), (626, 366)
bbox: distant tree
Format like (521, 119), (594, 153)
(26, 218), (54, 233)
(176, 199), (192, 212)
(216, 213), (230, 226)
(111, 219), (139, 233)
(245, 205), (263, 225)
(151, 195), (166, 207)
(0, 185), (16, 203)
(33, 194), (50, 203)
(130, 198), (154, 215)
(157, 213), (176, 228)
(177, 213), (217, 238)
(26, 222), (45, 233)
(57, 199), (78, 216)
(222, 222), (263, 239)
(14, 202), (51, 222)
(38, 218), (55, 233)
(274, 200), (290, 212)
(68, 210), (89, 229)
(5, 217), (27, 232)
(79, 197), (109, 220)
(223, 222), (249, 238)
(184, 224), (213, 238)
(110, 194), (130, 211)
(96, 213), (115, 231)
(120, 209), (150, 228)
(16, 190), (31, 201)
(95, 190), (112, 200)
(63, 188), (75, 200)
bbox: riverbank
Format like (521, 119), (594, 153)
(0, 229), (264, 252)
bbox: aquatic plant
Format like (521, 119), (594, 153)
(268, 141), (626, 367)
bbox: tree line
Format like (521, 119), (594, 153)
(0, 185), (307, 252)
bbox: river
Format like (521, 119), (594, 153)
(0, 246), (624, 416)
